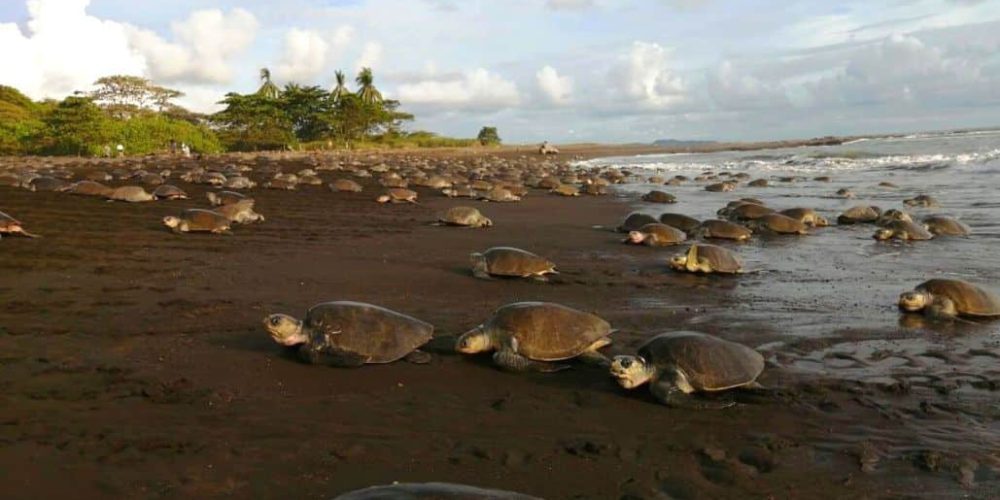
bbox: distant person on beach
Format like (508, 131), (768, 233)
(181, 143), (191, 157)
(169, 140), (177, 155)
(116, 144), (124, 157)
(102, 144), (111, 158)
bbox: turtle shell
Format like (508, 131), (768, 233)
(618, 212), (658, 233)
(304, 301), (434, 363)
(753, 213), (807, 234)
(480, 302), (611, 361)
(915, 279), (1000, 317)
(638, 331), (764, 392)
(181, 209), (230, 231)
(780, 208), (825, 226)
(690, 244), (742, 273)
(838, 205), (881, 224)
(635, 223), (687, 246)
(659, 213), (701, 233)
(727, 203), (774, 221)
(440, 206), (487, 226)
(698, 220), (752, 240)
(480, 247), (554, 277)
(68, 180), (112, 197)
(388, 188), (418, 200)
(209, 191), (247, 206)
(335, 482), (541, 500)
(153, 185), (187, 199)
(923, 216), (970, 236)
(108, 186), (153, 202)
(883, 220), (933, 240)
(641, 190), (677, 204)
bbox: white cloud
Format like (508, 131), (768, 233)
(355, 42), (383, 71)
(609, 41), (687, 109)
(275, 28), (329, 82)
(0, 0), (147, 98)
(127, 8), (259, 85)
(396, 68), (520, 110)
(536, 65), (573, 104)
(706, 60), (790, 110)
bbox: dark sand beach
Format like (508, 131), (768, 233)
(1, 146), (998, 498)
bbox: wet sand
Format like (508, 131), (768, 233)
(1, 149), (997, 498)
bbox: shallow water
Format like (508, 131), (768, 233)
(580, 130), (1000, 460)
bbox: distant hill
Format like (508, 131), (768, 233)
(652, 139), (718, 147)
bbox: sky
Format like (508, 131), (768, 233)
(2, 0), (1000, 143)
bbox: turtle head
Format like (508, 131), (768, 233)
(898, 290), (931, 312)
(455, 327), (492, 354)
(376, 195), (391, 203)
(814, 215), (830, 227)
(669, 253), (688, 271)
(481, 217), (494, 228)
(625, 231), (646, 245)
(162, 216), (181, 229)
(873, 228), (894, 240)
(263, 314), (307, 346)
(610, 355), (655, 389)
(206, 192), (219, 205)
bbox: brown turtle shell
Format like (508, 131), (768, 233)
(635, 223), (687, 246)
(727, 203), (774, 221)
(780, 208), (826, 226)
(304, 301), (433, 363)
(67, 180), (112, 197)
(330, 179), (364, 192)
(180, 209), (231, 232)
(881, 220), (933, 240)
(440, 206), (488, 226)
(915, 279), (1000, 317)
(480, 302), (611, 361)
(922, 216), (970, 236)
(752, 213), (808, 234)
(641, 190), (677, 204)
(688, 244), (742, 273)
(618, 212), (658, 233)
(479, 247), (554, 277)
(659, 213), (701, 233)
(698, 220), (752, 241)
(838, 205), (881, 224)
(639, 331), (764, 391)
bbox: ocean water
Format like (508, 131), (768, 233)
(578, 131), (1000, 459)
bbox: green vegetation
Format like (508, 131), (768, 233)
(477, 126), (501, 146)
(0, 67), (479, 156)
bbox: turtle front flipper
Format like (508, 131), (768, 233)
(650, 374), (735, 410)
(576, 337), (613, 367)
(493, 349), (569, 373)
(404, 350), (433, 364)
(299, 344), (368, 367)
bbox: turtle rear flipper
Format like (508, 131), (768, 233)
(404, 350), (433, 364)
(493, 349), (569, 373)
(300, 345), (368, 367)
(17, 229), (40, 238)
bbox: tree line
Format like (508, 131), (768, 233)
(0, 68), (500, 156)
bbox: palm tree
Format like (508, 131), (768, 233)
(257, 68), (281, 99)
(354, 67), (383, 105)
(330, 70), (349, 103)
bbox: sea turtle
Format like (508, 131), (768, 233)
(745, 213), (809, 235)
(814, 176), (832, 182)
(162, 209), (232, 234)
(376, 188), (418, 204)
(0, 210), (40, 238)
(438, 206), (493, 228)
(610, 331), (764, 407)
(659, 213), (701, 233)
(705, 181), (737, 192)
(875, 209), (913, 227)
(224, 176), (256, 189)
(29, 177), (70, 192)
(107, 186), (155, 202)
(837, 205), (882, 224)
(873, 220), (934, 241)
(152, 184), (188, 200)
(617, 212), (659, 233)
(206, 191), (247, 207)
(456, 302), (613, 372)
(327, 179), (364, 193)
(334, 483), (541, 500)
(264, 178), (298, 190)
(480, 186), (521, 202)
(624, 223), (688, 247)
(641, 190), (677, 204)
(779, 208), (829, 227)
(215, 199), (265, 224)
(66, 180), (113, 197)
(470, 247), (556, 281)
(669, 244), (742, 274)
(264, 301), (434, 366)
(550, 184), (580, 197)
(441, 186), (478, 198)
(878, 181), (899, 189)
(692, 220), (753, 241)
(922, 215), (971, 236)
(898, 279), (1000, 320)
(583, 183), (607, 196)
(724, 203), (774, 221)
(747, 179), (769, 188)
(835, 188), (856, 199)
(904, 194), (940, 208)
